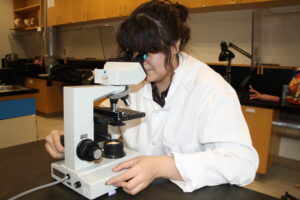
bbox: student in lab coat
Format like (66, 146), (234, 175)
(45, 0), (259, 195)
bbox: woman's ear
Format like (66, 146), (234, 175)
(171, 40), (181, 54)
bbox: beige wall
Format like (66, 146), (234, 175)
(0, 0), (13, 67)
(55, 10), (253, 64)
(5, 6), (300, 67)
(188, 10), (252, 65)
(261, 13), (300, 67)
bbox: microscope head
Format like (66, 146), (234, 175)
(94, 62), (146, 86)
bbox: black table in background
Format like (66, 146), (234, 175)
(0, 141), (279, 200)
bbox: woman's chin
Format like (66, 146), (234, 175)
(146, 76), (156, 82)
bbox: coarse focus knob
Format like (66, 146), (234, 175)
(76, 139), (102, 161)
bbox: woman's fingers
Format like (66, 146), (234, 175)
(249, 85), (258, 94)
(45, 142), (64, 159)
(122, 181), (146, 195)
(249, 94), (257, 100)
(112, 172), (146, 195)
(52, 131), (64, 153)
(106, 166), (138, 185)
(112, 158), (138, 172)
(45, 130), (64, 159)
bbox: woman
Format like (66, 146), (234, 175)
(45, 0), (258, 195)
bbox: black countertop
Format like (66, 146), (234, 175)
(25, 74), (300, 113)
(0, 86), (38, 97)
(0, 140), (279, 200)
(238, 92), (300, 114)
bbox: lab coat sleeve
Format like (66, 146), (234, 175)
(170, 89), (259, 192)
(171, 142), (258, 192)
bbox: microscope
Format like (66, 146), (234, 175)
(51, 60), (146, 199)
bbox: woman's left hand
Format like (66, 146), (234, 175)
(106, 156), (160, 195)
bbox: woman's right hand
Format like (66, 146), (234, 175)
(45, 130), (65, 159)
(249, 85), (262, 100)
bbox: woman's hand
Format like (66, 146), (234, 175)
(45, 130), (64, 159)
(249, 85), (280, 102)
(106, 155), (182, 195)
(249, 85), (262, 100)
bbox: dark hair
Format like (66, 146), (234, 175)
(116, 0), (190, 72)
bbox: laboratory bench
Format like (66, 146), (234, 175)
(0, 86), (38, 97)
(238, 93), (300, 175)
(0, 140), (279, 200)
(0, 86), (38, 149)
(238, 92), (300, 114)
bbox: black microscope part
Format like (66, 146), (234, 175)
(77, 139), (101, 161)
(102, 139), (126, 158)
(94, 106), (145, 125)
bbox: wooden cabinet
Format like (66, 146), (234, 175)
(47, 0), (72, 26)
(171, 0), (237, 8)
(242, 105), (280, 174)
(86, 0), (121, 21)
(47, 0), (148, 26)
(172, 0), (300, 10)
(201, 0), (237, 7)
(72, 0), (87, 23)
(47, 0), (300, 26)
(12, 0), (44, 30)
(25, 77), (63, 115)
(237, 0), (272, 3)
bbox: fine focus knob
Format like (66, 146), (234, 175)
(77, 139), (102, 161)
(90, 148), (102, 160)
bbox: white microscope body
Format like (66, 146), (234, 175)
(51, 62), (146, 199)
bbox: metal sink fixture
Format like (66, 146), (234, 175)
(0, 85), (29, 93)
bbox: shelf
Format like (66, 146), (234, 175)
(11, 26), (41, 31)
(14, 4), (40, 13)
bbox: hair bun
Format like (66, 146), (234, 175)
(174, 2), (189, 22)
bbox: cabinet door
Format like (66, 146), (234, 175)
(72, 0), (87, 23)
(242, 106), (279, 174)
(125, 0), (148, 15)
(87, 0), (109, 20)
(47, 0), (72, 26)
(87, 0), (122, 20)
(170, 0), (237, 8)
(201, 0), (237, 7)
(87, 0), (146, 21)
(237, 0), (272, 3)
(170, 0), (204, 8)
(25, 78), (63, 114)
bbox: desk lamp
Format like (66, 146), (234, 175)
(218, 41), (235, 83)
(218, 41), (253, 88)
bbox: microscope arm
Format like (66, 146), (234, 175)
(64, 85), (126, 171)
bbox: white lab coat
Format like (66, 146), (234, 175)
(117, 53), (259, 192)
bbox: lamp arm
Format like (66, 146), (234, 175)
(228, 42), (252, 60)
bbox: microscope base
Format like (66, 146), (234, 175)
(51, 148), (140, 199)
